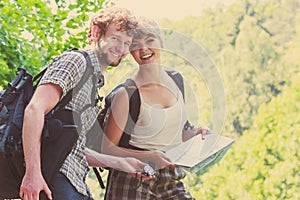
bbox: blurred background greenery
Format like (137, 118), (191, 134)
(1, 0), (299, 199)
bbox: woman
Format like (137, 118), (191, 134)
(102, 17), (211, 200)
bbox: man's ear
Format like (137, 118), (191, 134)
(91, 25), (100, 42)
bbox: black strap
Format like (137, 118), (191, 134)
(92, 79), (140, 189)
(119, 79), (140, 148)
(33, 68), (47, 83)
(165, 70), (193, 129)
(166, 69), (185, 100)
(92, 167), (105, 189)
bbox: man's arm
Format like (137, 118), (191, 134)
(85, 148), (155, 180)
(20, 83), (62, 200)
(85, 148), (146, 173)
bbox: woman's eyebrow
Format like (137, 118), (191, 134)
(145, 34), (156, 39)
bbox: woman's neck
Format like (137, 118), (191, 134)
(134, 64), (166, 86)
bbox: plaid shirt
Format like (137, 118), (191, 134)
(39, 49), (103, 196)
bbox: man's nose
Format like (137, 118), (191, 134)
(116, 41), (125, 54)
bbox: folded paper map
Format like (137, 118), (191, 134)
(165, 133), (234, 174)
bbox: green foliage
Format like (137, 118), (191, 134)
(159, 1), (300, 199)
(87, 169), (108, 199)
(195, 77), (300, 200)
(0, 0), (112, 87)
(160, 0), (300, 137)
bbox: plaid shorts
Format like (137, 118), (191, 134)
(105, 167), (195, 200)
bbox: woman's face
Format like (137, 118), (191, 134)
(130, 34), (161, 65)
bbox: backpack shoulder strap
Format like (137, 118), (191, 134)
(165, 70), (185, 101)
(165, 70), (193, 130)
(125, 79), (140, 125)
(118, 79), (141, 148)
(33, 68), (47, 83)
(93, 79), (140, 189)
(56, 50), (94, 110)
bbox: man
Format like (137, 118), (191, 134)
(20, 7), (149, 200)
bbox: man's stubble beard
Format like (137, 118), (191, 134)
(96, 43), (122, 68)
(99, 52), (122, 67)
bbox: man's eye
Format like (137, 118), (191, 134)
(124, 42), (131, 47)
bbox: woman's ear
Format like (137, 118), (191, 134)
(91, 25), (100, 42)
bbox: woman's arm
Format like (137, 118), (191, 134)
(101, 88), (174, 170)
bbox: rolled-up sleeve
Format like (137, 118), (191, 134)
(39, 52), (87, 98)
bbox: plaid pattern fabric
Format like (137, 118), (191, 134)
(39, 49), (102, 196)
(105, 167), (195, 200)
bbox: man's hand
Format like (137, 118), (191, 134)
(117, 157), (156, 180)
(21, 83), (61, 200)
(115, 157), (147, 173)
(20, 172), (52, 200)
(85, 148), (155, 180)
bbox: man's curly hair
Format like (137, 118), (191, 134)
(88, 7), (138, 44)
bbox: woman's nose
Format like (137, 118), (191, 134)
(141, 45), (148, 50)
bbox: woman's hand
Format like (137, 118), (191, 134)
(182, 125), (212, 141)
(195, 126), (212, 140)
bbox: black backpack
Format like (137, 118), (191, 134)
(0, 50), (94, 199)
(86, 70), (193, 189)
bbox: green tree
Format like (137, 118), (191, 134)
(0, 0), (111, 198)
(195, 76), (300, 200)
(160, 1), (300, 198)
(160, 0), (300, 137)
(0, 0), (111, 88)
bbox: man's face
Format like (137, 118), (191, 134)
(98, 23), (133, 67)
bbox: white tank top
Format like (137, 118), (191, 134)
(129, 88), (188, 151)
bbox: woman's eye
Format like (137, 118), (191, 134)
(130, 44), (138, 50)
